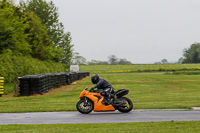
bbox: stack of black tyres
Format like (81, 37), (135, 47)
(19, 76), (31, 96)
(19, 72), (90, 96)
(65, 72), (71, 85)
(30, 75), (46, 95)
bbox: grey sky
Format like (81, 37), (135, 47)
(15, 0), (200, 64)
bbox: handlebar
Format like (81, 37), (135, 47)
(85, 87), (96, 92)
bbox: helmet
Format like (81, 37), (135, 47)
(91, 74), (100, 84)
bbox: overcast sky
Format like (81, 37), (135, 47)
(15, 0), (200, 64)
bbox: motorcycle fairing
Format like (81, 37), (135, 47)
(85, 92), (115, 111)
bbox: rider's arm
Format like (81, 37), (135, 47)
(91, 78), (103, 90)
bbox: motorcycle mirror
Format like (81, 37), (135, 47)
(85, 87), (89, 90)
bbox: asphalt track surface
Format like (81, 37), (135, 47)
(0, 109), (200, 125)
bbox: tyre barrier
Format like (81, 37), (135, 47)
(0, 77), (4, 97)
(19, 72), (90, 96)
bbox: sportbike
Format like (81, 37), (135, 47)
(76, 87), (133, 114)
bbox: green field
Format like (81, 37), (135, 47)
(1, 70), (200, 132)
(0, 121), (200, 133)
(0, 73), (200, 112)
(80, 64), (200, 74)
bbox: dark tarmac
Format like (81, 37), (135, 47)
(0, 109), (200, 125)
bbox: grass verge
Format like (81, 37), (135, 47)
(0, 121), (200, 133)
(0, 73), (200, 112)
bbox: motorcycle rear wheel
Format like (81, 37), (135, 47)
(76, 99), (94, 114)
(117, 97), (133, 113)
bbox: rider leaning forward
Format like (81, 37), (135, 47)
(90, 74), (114, 105)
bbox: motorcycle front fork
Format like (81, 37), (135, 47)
(83, 98), (89, 106)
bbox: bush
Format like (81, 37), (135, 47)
(0, 52), (66, 83)
(172, 71), (200, 75)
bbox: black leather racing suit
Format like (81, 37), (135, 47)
(91, 78), (114, 104)
(91, 78), (113, 91)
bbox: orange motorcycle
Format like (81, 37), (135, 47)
(76, 87), (133, 114)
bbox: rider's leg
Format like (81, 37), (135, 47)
(104, 88), (114, 104)
(96, 89), (103, 94)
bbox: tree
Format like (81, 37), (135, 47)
(21, 0), (74, 65)
(161, 59), (168, 64)
(108, 55), (132, 65)
(72, 53), (87, 65)
(0, 2), (31, 55)
(108, 55), (118, 65)
(118, 58), (132, 65)
(60, 32), (74, 67)
(183, 43), (200, 63)
(154, 62), (161, 64)
(2, 0), (15, 4)
(0, 1), (66, 61)
(88, 60), (108, 65)
(21, 0), (64, 45)
(0, 27), (16, 53)
(25, 11), (62, 61)
(177, 57), (183, 64)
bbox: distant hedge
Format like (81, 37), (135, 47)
(0, 53), (66, 83)
(172, 71), (200, 75)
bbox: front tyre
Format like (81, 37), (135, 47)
(117, 97), (133, 113)
(76, 99), (94, 114)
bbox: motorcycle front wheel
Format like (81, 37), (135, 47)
(117, 97), (133, 113)
(76, 99), (94, 114)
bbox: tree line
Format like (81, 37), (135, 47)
(154, 43), (200, 64)
(154, 58), (183, 64)
(0, 0), (73, 68)
(72, 54), (132, 65)
(73, 41), (200, 65)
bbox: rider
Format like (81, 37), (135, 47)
(90, 74), (114, 105)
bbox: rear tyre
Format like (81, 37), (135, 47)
(117, 97), (133, 113)
(76, 99), (94, 114)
